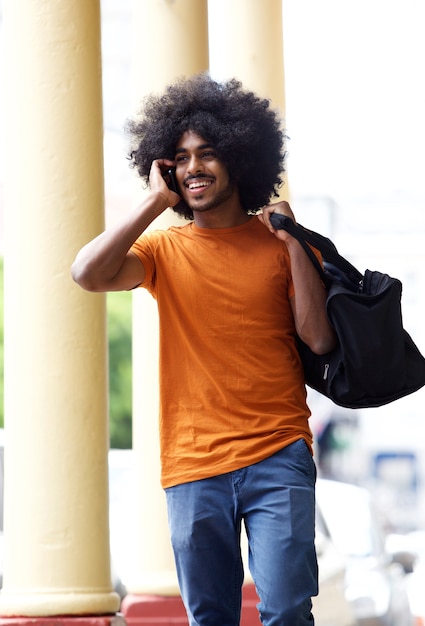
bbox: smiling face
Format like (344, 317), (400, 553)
(174, 130), (238, 216)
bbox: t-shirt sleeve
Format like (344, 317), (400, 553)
(130, 232), (161, 295)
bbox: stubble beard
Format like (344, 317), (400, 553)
(189, 181), (235, 214)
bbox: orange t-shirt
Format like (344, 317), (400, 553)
(131, 216), (312, 488)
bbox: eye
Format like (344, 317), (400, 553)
(202, 150), (217, 159)
(175, 154), (188, 163)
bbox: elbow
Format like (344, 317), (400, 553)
(300, 330), (337, 356)
(311, 335), (337, 355)
(71, 260), (101, 292)
(309, 340), (335, 355)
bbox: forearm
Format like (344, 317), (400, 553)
(71, 191), (169, 292)
(286, 238), (337, 354)
(259, 202), (336, 354)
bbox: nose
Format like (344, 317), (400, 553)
(186, 155), (204, 176)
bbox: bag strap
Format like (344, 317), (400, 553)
(269, 213), (363, 287)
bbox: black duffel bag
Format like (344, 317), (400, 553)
(270, 212), (425, 409)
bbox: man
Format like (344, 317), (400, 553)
(72, 73), (336, 625)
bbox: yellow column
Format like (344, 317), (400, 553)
(125, 0), (209, 596)
(209, 0), (285, 106)
(209, 0), (288, 199)
(0, 0), (120, 618)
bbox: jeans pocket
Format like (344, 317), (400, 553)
(291, 438), (317, 484)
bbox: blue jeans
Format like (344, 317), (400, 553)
(165, 439), (317, 626)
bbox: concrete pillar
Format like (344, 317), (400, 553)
(209, 0), (285, 106)
(0, 0), (120, 619)
(123, 0), (209, 598)
(131, 0), (209, 98)
(209, 0), (289, 199)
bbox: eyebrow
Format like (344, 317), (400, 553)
(175, 143), (213, 154)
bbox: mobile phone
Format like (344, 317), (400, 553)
(166, 167), (179, 194)
(164, 167), (188, 213)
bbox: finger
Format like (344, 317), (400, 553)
(257, 211), (276, 233)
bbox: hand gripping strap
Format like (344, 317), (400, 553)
(269, 213), (363, 290)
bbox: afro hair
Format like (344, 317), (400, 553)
(126, 73), (287, 220)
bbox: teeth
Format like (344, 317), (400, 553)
(188, 181), (211, 190)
